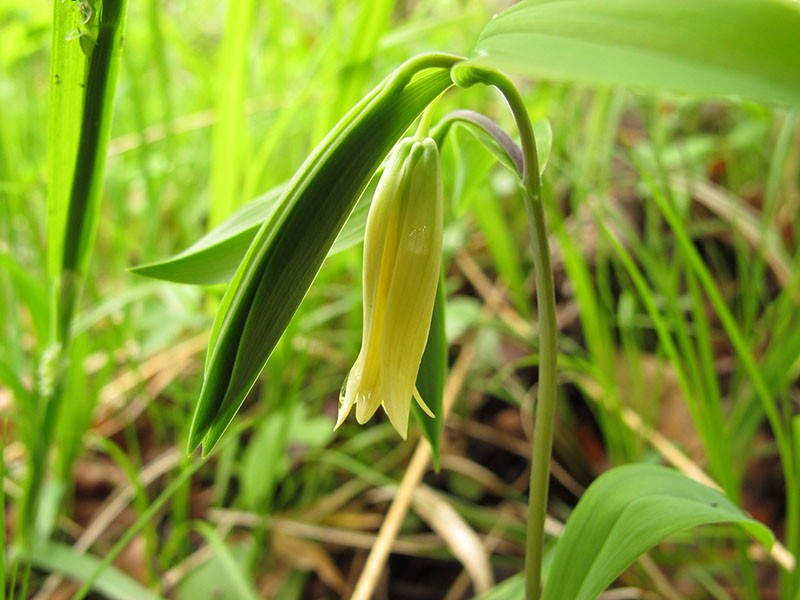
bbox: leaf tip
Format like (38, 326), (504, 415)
(186, 426), (205, 456)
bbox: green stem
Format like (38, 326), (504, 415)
(433, 109), (523, 172)
(21, 0), (129, 549)
(415, 96), (440, 140)
(59, 0), (128, 343)
(451, 64), (557, 600)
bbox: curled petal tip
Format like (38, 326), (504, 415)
(413, 387), (435, 418)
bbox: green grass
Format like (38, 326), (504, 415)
(1, 0), (798, 598)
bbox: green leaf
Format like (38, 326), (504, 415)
(26, 540), (164, 600)
(541, 464), (774, 600)
(470, 0), (800, 106)
(133, 115), (551, 289)
(437, 112), (552, 178)
(55, 0), (129, 339)
(131, 178), (376, 286)
(131, 185), (286, 285)
(47, 0), (87, 280)
(189, 54), (461, 454)
(412, 275), (447, 469)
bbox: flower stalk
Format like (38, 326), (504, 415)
(452, 63), (557, 600)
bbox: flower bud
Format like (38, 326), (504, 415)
(336, 136), (443, 438)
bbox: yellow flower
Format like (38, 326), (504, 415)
(336, 136), (442, 438)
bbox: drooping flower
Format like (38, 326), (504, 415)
(336, 135), (443, 438)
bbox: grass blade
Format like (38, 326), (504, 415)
(209, 0), (258, 227)
(26, 541), (164, 600)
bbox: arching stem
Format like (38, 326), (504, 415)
(451, 63), (558, 600)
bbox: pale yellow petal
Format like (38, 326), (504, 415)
(337, 135), (443, 438)
(380, 371), (413, 439)
(379, 139), (442, 434)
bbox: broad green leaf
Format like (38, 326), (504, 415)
(470, 0), (800, 106)
(541, 464), (774, 600)
(412, 275), (447, 469)
(189, 55), (461, 454)
(131, 179), (375, 286)
(26, 540), (164, 600)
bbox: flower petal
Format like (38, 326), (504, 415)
(378, 138), (443, 437)
(339, 136), (443, 438)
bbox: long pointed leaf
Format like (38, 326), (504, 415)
(131, 185), (287, 285)
(131, 115), (552, 289)
(131, 178), (375, 286)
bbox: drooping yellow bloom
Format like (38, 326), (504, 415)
(336, 136), (442, 438)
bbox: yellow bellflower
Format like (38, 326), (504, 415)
(336, 135), (443, 438)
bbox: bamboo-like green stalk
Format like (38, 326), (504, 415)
(58, 0), (128, 341)
(21, 0), (129, 549)
(451, 63), (556, 600)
